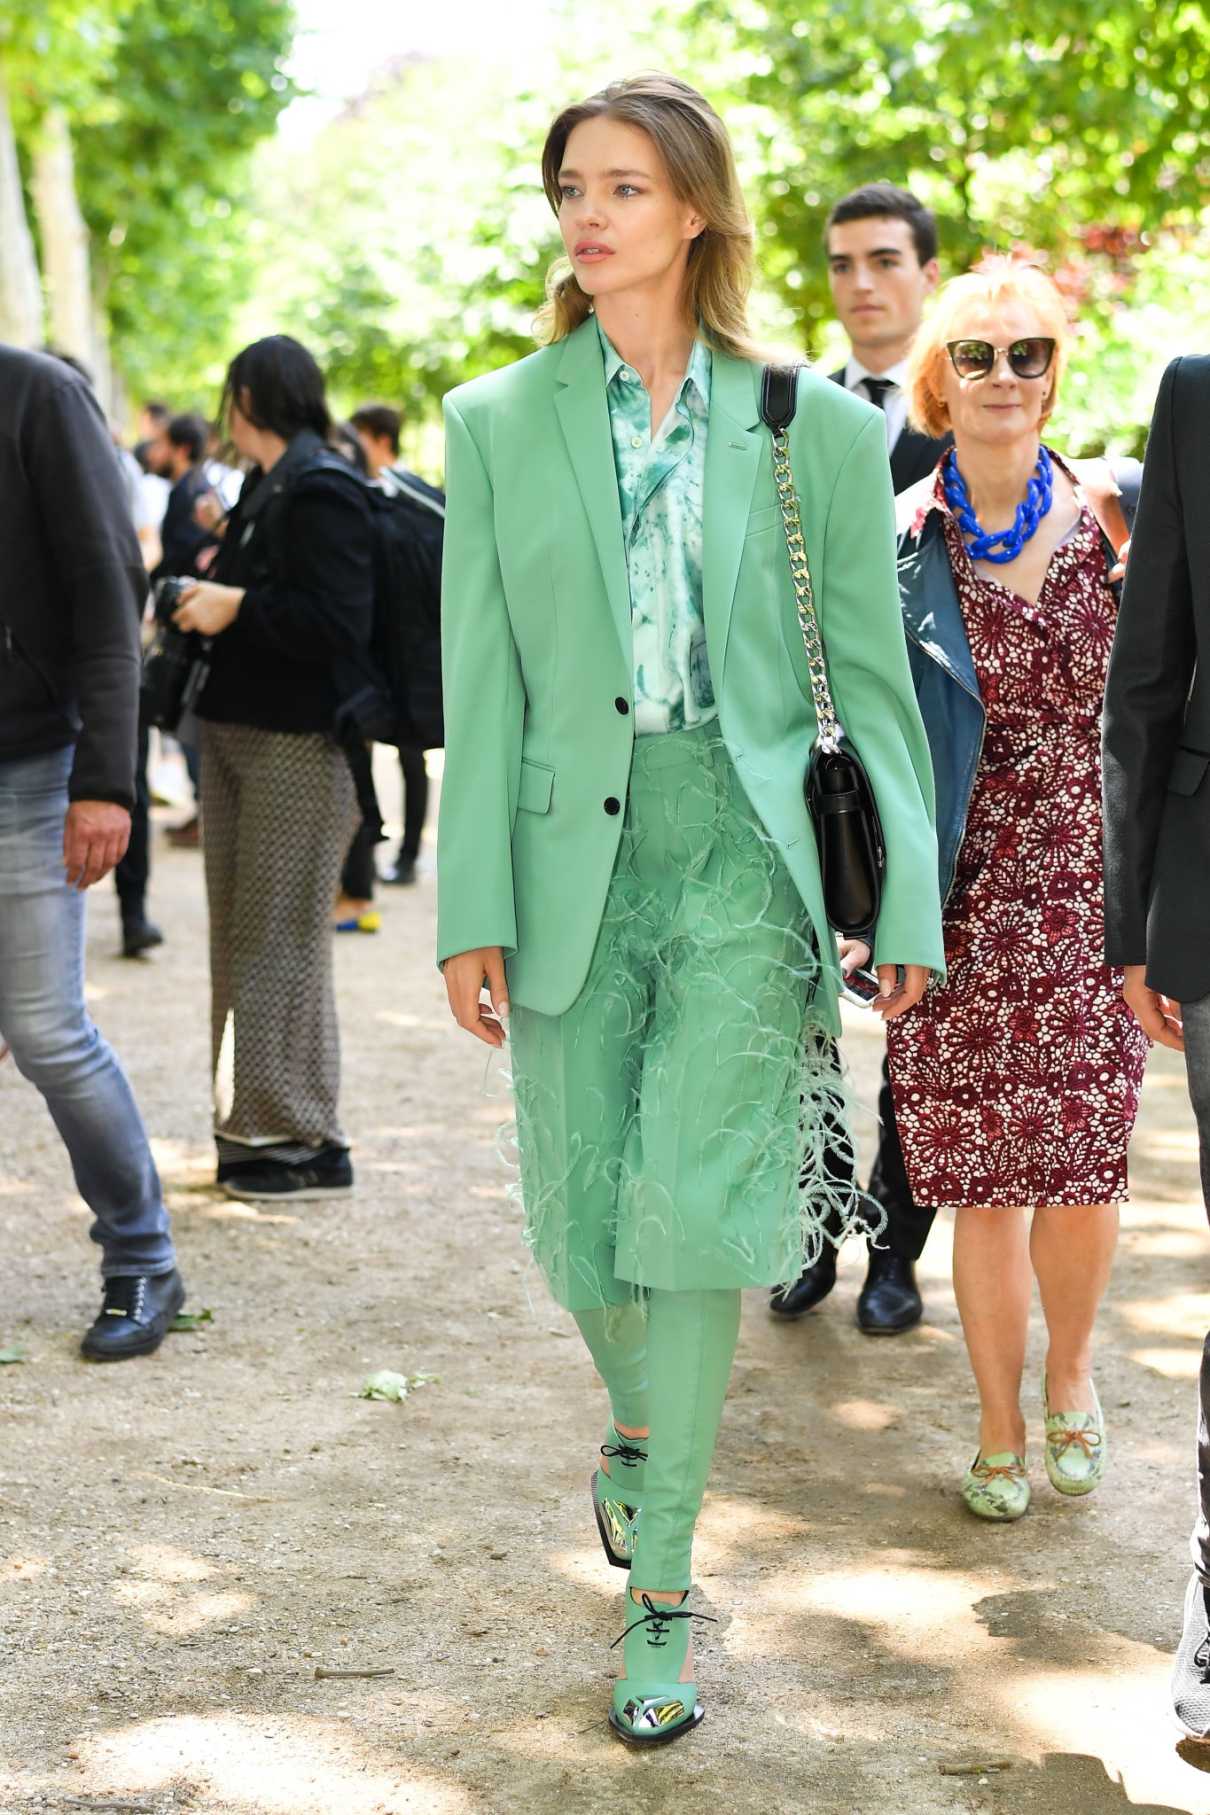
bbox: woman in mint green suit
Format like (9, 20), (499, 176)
(439, 73), (944, 1746)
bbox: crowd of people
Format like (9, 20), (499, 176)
(3, 66), (1210, 1759)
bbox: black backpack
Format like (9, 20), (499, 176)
(360, 464), (445, 750)
(264, 448), (445, 752)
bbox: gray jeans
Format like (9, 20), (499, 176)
(1185, 993), (1210, 1579)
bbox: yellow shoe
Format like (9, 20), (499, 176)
(1043, 1373), (1106, 1496)
(962, 1452), (1030, 1521)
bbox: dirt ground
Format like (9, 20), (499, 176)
(4, 756), (1210, 1815)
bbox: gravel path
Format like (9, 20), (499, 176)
(3, 774), (1210, 1815)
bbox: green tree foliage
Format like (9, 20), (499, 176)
(73, 0), (296, 400)
(692, 0), (1210, 352)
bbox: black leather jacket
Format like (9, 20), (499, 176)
(0, 346), (145, 806)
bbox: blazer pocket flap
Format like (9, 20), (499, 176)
(518, 758), (555, 814)
(1168, 748), (1210, 797)
(745, 503), (780, 537)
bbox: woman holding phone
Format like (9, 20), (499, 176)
(437, 73), (942, 1744)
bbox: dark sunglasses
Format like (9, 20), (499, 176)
(946, 337), (1056, 380)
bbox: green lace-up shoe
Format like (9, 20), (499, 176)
(608, 1589), (715, 1747)
(962, 1451), (1031, 1521)
(591, 1427), (646, 1569)
(1042, 1373), (1107, 1496)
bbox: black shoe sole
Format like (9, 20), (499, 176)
(856, 1309), (924, 1336)
(608, 1703), (704, 1747)
(591, 1473), (633, 1570)
(81, 1275), (186, 1361)
(769, 1284), (837, 1320)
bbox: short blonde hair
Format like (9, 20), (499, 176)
(907, 258), (1071, 439)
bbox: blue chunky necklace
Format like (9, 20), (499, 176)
(942, 444), (1054, 565)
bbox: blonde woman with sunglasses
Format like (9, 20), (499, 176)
(886, 258), (1148, 1521)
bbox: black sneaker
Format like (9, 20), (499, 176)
(382, 853), (417, 886)
(81, 1268), (186, 1361)
(122, 916), (165, 959)
(219, 1144), (353, 1201)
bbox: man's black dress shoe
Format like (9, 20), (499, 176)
(856, 1246), (923, 1335)
(81, 1269), (185, 1361)
(121, 916), (164, 959)
(382, 854), (416, 886)
(770, 1247), (838, 1318)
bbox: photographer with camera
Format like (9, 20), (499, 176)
(0, 344), (186, 1359)
(172, 335), (376, 1200)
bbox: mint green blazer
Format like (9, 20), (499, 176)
(436, 317), (943, 1034)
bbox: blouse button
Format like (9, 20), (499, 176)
(614, 697), (630, 715)
(630, 435), (644, 450)
(604, 797), (621, 816)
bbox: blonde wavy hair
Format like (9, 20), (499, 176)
(907, 257), (1072, 439)
(536, 73), (758, 360)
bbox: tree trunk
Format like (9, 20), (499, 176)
(0, 61), (43, 346)
(33, 107), (93, 364)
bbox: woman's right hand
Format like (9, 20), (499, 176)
(443, 946), (509, 1048)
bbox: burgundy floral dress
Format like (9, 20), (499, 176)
(886, 469), (1149, 1208)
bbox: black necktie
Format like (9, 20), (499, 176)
(863, 377), (895, 411)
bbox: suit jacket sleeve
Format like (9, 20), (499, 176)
(818, 414), (945, 972)
(435, 396), (525, 968)
(27, 376), (145, 808)
(1102, 358), (1196, 966)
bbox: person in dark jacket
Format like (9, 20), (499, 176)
(1101, 354), (1210, 1745)
(174, 335), (375, 1200)
(0, 344), (185, 1358)
(772, 183), (953, 1335)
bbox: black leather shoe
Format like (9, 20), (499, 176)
(81, 1269), (185, 1361)
(122, 916), (164, 958)
(770, 1248), (838, 1318)
(856, 1246), (923, 1335)
(382, 854), (417, 886)
(219, 1144), (353, 1201)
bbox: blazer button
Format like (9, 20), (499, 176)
(614, 697), (630, 715)
(604, 797), (621, 816)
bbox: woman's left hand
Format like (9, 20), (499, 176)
(173, 581), (245, 636)
(872, 963), (929, 1021)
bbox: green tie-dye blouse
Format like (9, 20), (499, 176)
(597, 320), (716, 736)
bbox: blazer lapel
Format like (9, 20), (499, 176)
(702, 351), (764, 672)
(553, 320), (632, 664)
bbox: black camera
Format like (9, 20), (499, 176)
(140, 577), (211, 731)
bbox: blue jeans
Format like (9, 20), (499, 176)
(0, 748), (173, 1278)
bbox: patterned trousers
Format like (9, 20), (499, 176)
(199, 722), (357, 1155)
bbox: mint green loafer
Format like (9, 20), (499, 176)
(962, 1452), (1031, 1521)
(1042, 1373), (1106, 1496)
(608, 1590), (715, 1747)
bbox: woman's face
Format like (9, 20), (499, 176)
(227, 395), (259, 462)
(556, 115), (704, 306)
(937, 299), (1057, 451)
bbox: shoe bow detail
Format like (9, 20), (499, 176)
(601, 1440), (648, 1470)
(611, 1594), (718, 1651)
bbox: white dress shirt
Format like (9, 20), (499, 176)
(842, 356), (910, 454)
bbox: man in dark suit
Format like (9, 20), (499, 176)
(1102, 355), (1210, 1749)
(825, 182), (951, 493)
(772, 184), (950, 1335)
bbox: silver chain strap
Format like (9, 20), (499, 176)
(769, 423), (840, 753)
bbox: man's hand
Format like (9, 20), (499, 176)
(443, 946), (509, 1048)
(1122, 962), (1183, 1051)
(872, 962), (930, 1022)
(64, 800), (131, 889)
(173, 580), (244, 637)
